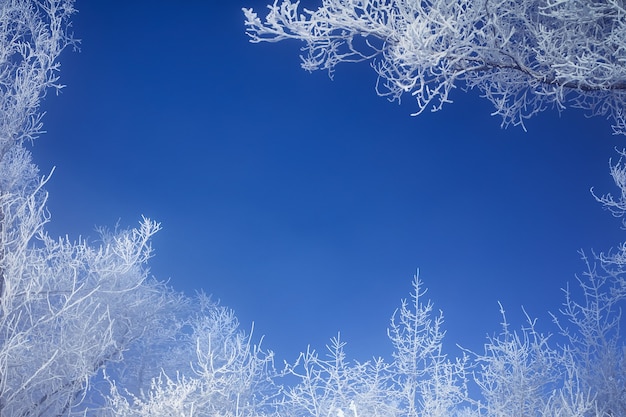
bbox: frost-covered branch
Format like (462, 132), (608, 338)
(0, 0), (76, 158)
(101, 302), (276, 417)
(280, 335), (394, 417)
(244, 0), (626, 133)
(592, 149), (626, 223)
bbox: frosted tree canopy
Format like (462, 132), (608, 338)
(244, 0), (626, 133)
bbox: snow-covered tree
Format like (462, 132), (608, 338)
(277, 250), (624, 417)
(243, 0), (626, 133)
(101, 299), (276, 417)
(469, 305), (596, 417)
(465, 153), (626, 417)
(0, 2), (185, 415)
(2, 1), (624, 416)
(276, 275), (466, 417)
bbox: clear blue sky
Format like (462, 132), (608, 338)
(35, 1), (624, 362)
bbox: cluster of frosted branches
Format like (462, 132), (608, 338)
(592, 149), (626, 226)
(279, 336), (395, 417)
(279, 275), (467, 417)
(464, 152), (626, 417)
(552, 252), (626, 417)
(235, 259), (622, 417)
(1, 1), (625, 416)
(470, 306), (596, 417)
(0, 2), (186, 415)
(268, 152), (626, 417)
(0, 142), (270, 416)
(101, 301), (276, 417)
(0, 0), (76, 158)
(563, 152), (626, 417)
(244, 0), (626, 133)
(0, 144), (184, 416)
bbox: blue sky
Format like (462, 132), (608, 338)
(35, 1), (624, 361)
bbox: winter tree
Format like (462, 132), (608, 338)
(1, 0), (624, 416)
(265, 245), (625, 417)
(243, 0), (626, 133)
(0, 4), (278, 415)
(0, 1), (186, 415)
(278, 275), (467, 417)
(464, 153), (626, 417)
(101, 298), (276, 417)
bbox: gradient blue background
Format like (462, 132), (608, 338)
(35, 1), (623, 362)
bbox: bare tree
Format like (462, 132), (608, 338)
(0, 2), (185, 415)
(465, 152), (626, 417)
(243, 0), (626, 133)
(552, 251), (626, 417)
(278, 275), (466, 417)
(101, 298), (276, 417)
(469, 305), (597, 417)
(279, 335), (395, 417)
(0, 140), (184, 416)
(386, 275), (467, 417)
